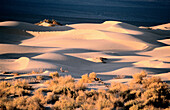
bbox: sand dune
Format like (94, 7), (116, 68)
(0, 44), (57, 55)
(0, 57), (29, 71)
(134, 60), (170, 68)
(21, 31), (147, 51)
(140, 23), (170, 31)
(15, 57), (30, 70)
(158, 39), (170, 45)
(141, 46), (170, 57)
(0, 21), (170, 83)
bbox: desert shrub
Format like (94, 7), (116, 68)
(33, 90), (47, 105)
(0, 82), (10, 97)
(81, 90), (113, 109)
(114, 75), (125, 79)
(143, 105), (161, 110)
(46, 75), (86, 96)
(0, 97), (10, 109)
(108, 72), (170, 109)
(52, 19), (62, 25)
(79, 72), (97, 83)
(79, 74), (91, 83)
(81, 102), (95, 110)
(76, 90), (87, 105)
(141, 77), (169, 108)
(120, 90), (137, 102)
(1, 71), (169, 110)
(49, 71), (59, 78)
(35, 19), (62, 26)
(23, 96), (45, 110)
(106, 93), (123, 105)
(109, 82), (128, 93)
(53, 95), (77, 110)
(79, 89), (124, 110)
(126, 73), (169, 109)
(36, 87), (51, 93)
(12, 73), (19, 76)
(89, 72), (97, 81)
(0, 86), (45, 109)
(46, 92), (59, 104)
(36, 75), (44, 80)
(142, 76), (161, 88)
(0, 96), (45, 110)
(8, 86), (30, 97)
(0, 81), (11, 88)
(85, 89), (98, 98)
(28, 70), (43, 74)
(96, 97), (114, 110)
(132, 71), (147, 84)
(0, 80), (31, 98)
(14, 79), (32, 90)
(130, 90), (141, 98)
(34, 88), (57, 104)
(124, 99), (143, 109)
(129, 104), (140, 110)
(75, 81), (86, 90)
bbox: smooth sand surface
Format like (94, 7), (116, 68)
(0, 21), (170, 87)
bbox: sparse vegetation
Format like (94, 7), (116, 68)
(49, 71), (59, 78)
(60, 67), (68, 73)
(0, 71), (169, 110)
(36, 75), (44, 80)
(0, 80), (32, 98)
(99, 57), (108, 63)
(0, 95), (45, 110)
(35, 19), (62, 26)
(132, 70), (147, 84)
(28, 70), (44, 74)
(114, 75), (125, 79)
(78, 72), (97, 83)
(12, 73), (19, 76)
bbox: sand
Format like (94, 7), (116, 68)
(0, 20), (170, 88)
